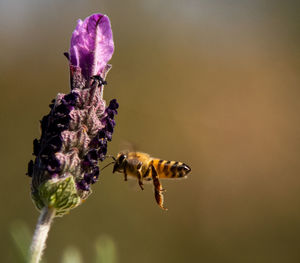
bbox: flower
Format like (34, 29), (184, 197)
(27, 13), (118, 216)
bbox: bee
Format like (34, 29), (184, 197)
(112, 151), (191, 210)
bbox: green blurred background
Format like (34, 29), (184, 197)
(1, 0), (300, 262)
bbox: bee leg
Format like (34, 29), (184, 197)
(151, 165), (168, 210)
(123, 167), (128, 181)
(143, 167), (151, 181)
(137, 170), (144, 190)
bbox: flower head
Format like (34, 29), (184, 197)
(27, 13), (118, 216)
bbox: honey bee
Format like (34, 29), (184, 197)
(112, 151), (191, 210)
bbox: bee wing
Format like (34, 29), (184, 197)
(126, 177), (141, 191)
(119, 140), (139, 154)
(125, 175), (152, 194)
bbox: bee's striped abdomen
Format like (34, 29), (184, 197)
(152, 159), (191, 179)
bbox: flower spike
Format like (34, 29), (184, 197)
(27, 13), (118, 217)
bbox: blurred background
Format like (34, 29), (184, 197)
(0, 0), (300, 262)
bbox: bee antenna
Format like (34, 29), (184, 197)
(105, 155), (116, 161)
(101, 161), (115, 171)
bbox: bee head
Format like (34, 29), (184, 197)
(113, 153), (127, 173)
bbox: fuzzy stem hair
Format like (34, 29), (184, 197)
(30, 207), (56, 263)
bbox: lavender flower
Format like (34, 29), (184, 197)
(27, 13), (118, 217)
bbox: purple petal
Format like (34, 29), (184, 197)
(70, 13), (114, 81)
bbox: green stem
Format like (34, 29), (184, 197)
(30, 206), (56, 263)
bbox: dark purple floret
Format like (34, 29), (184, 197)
(63, 92), (79, 105)
(85, 149), (98, 164)
(106, 100), (118, 120)
(98, 144), (107, 155)
(98, 144), (108, 161)
(55, 103), (71, 115)
(77, 180), (89, 191)
(81, 160), (91, 171)
(40, 115), (50, 133)
(89, 136), (100, 148)
(84, 166), (100, 184)
(105, 131), (113, 141)
(106, 119), (116, 132)
(98, 130), (106, 139)
(76, 98), (119, 190)
(33, 139), (41, 156)
(27, 160), (34, 177)
(46, 155), (61, 174)
(81, 150), (98, 169)
(108, 99), (119, 109)
(48, 136), (63, 151)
